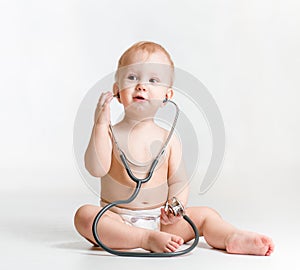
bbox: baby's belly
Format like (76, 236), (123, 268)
(100, 174), (168, 210)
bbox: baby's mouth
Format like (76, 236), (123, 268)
(133, 96), (147, 101)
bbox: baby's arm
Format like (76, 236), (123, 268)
(167, 134), (189, 206)
(84, 92), (113, 177)
(161, 134), (189, 225)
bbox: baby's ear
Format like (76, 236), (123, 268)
(113, 83), (121, 103)
(161, 88), (174, 107)
(166, 88), (174, 100)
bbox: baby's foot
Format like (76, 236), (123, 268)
(225, 230), (274, 256)
(142, 230), (184, 253)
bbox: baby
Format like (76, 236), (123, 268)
(74, 41), (274, 255)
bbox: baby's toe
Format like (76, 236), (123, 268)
(166, 243), (177, 252)
(262, 236), (275, 255)
(171, 235), (184, 245)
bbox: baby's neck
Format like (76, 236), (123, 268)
(121, 114), (155, 129)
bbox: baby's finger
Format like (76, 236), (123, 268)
(160, 208), (169, 224)
(160, 208), (168, 218)
(97, 91), (111, 107)
(101, 94), (113, 109)
(169, 214), (182, 224)
(97, 92), (106, 107)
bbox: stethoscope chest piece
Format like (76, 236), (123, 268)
(165, 197), (185, 216)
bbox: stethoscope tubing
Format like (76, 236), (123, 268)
(92, 180), (200, 257)
(91, 99), (200, 257)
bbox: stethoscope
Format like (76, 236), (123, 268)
(92, 98), (199, 257)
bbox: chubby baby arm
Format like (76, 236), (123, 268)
(161, 134), (189, 225)
(84, 92), (114, 177)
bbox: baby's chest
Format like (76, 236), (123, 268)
(110, 148), (169, 188)
(117, 137), (167, 166)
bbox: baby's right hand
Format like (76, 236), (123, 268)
(94, 91), (113, 126)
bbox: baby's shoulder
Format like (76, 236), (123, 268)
(154, 124), (182, 150)
(154, 124), (169, 134)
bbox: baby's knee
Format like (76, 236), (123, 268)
(201, 206), (221, 218)
(74, 204), (95, 233)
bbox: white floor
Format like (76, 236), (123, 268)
(1, 174), (299, 270)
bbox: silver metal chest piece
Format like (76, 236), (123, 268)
(164, 197), (185, 216)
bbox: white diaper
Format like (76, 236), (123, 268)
(118, 207), (161, 231)
(101, 202), (161, 231)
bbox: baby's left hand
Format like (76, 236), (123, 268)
(160, 208), (182, 225)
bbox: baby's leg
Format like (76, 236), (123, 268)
(74, 204), (184, 253)
(161, 206), (274, 256)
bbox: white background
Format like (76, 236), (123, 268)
(1, 1), (299, 269)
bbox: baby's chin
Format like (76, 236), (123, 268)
(124, 106), (159, 120)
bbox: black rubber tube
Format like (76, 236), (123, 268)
(92, 181), (200, 257)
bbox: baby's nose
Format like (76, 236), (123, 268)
(136, 83), (147, 91)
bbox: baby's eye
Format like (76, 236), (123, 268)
(149, 78), (159, 83)
(127, 75), (138, 81)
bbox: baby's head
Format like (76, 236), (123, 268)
(113, 41), (174, 108)
(117, 41), (174, 70)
